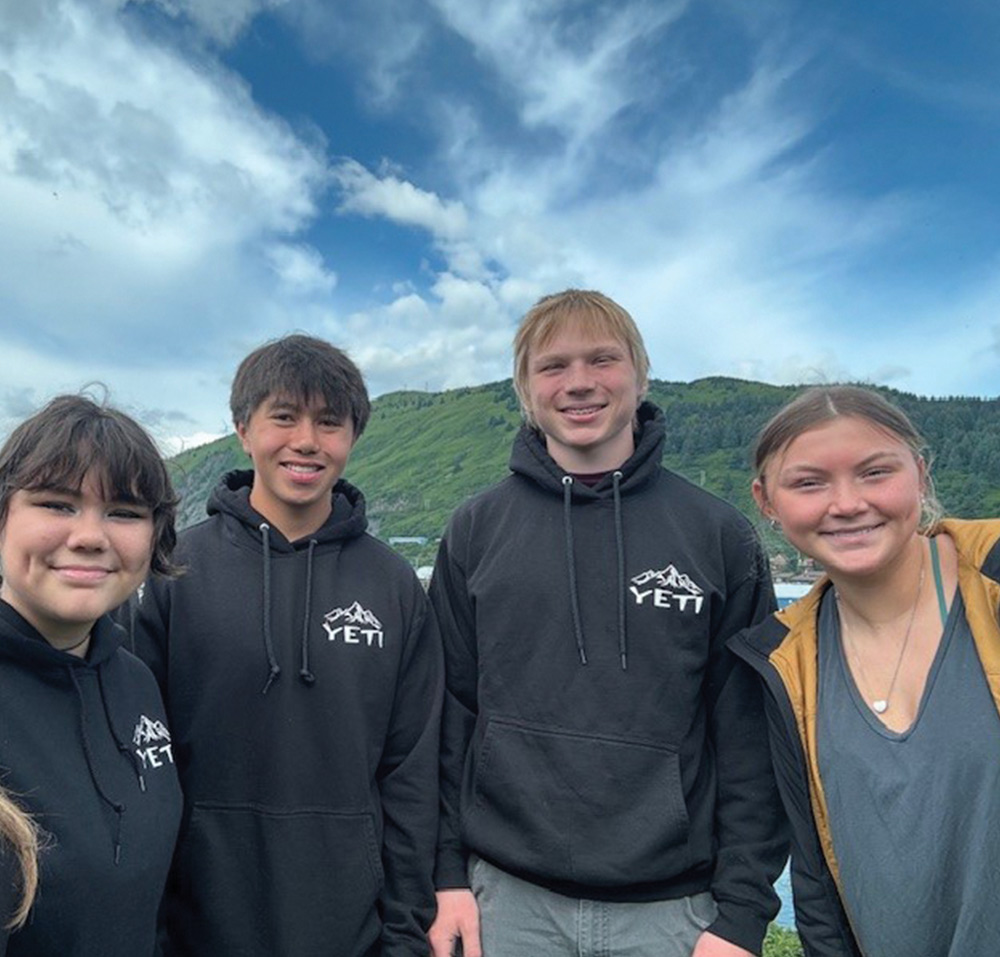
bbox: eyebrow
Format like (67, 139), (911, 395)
(533, 343), (626, 363)
(780, 450), (907, 474)
(266, 398), (340, 417)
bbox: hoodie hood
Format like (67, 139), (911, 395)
(207, 469), (368, 549)
(0, 599), (125, 671)
(204, 469), (369, 692)
(509, 400), (666, 499)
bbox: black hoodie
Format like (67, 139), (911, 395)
(130, 472), (443, 957)
(431, 402), (788, 955)
(0, 602), (181, 956)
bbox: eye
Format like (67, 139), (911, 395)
(108, 507), (150, 521)
(788, 477), (823, 490)
(37, 499), (75, 513)
(861, 466), (893, 480)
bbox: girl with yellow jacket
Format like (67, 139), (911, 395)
(730, 385), (1000, 957)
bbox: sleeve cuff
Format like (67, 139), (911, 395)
(707, 903), (770, 956)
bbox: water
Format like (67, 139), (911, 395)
(775, 863), (794, 927)
(773, 587), (805, 929)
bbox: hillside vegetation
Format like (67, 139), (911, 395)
(169, 376), (1000, 566)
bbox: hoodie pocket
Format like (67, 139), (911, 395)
(465, 718), (690, 886)
(171, 802), (383, 956)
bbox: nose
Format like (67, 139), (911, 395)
(564, 360), (595, 393)
(828, 480), (865, 516)
(289, 419), (319, 453)
(67, 510), (109, 551)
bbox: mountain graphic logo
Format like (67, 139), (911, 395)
(133, 715), (171, 748)
(323, 601), (383, 630)
(630, 565), (703, 595)
(629, 564), (705, 613)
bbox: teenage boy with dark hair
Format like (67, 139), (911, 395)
(130, 334), (443, 957)
(427, 291), (787, 957)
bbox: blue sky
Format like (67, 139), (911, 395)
(1, 0), (998, 452)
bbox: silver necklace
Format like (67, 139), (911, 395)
(839, 545), (926, 715)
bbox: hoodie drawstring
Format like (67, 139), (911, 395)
(98, 670), (147, 794)
(299, 539), (318, 684)
(69, 667), (126, 864)
(562, 476), (588, 665)
(260, 523), (320, 691)
(561, 472), (629, 671)
(259, 523), (281, 694)
(612, 470), (628, 670)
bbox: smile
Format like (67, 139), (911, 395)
(561, 406), (604, 417)
(820, 524), (883, 538)
(282, 463), (322, 473)
(53, 566), (112, 582)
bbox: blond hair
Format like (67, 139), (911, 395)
(512, 290), (649, 427)
(0, 788), (38, 930)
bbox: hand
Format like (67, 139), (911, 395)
(428, 888), (481, 957)
(691, 930), (756, 957)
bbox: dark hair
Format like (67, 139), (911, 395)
(753, 385), (943, 531)
(229, 334), (371, 437)
(0, 395), (180, 577)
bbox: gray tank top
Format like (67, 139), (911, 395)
(817, 581), (1000, 957)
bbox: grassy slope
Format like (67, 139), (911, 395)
(170, 376), (1000, 564)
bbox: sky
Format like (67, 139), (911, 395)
(2, 0), (999, 453)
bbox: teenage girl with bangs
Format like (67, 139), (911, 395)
(0, 395), (182, 956)
(730, 385), (1000, 957)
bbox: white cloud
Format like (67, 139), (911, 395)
(264, 242), (337, 295)
(130, 0), (289, 46)
(1, 0), (997, 460)
(429, 0), (688, 142)
(159, 430), (228, 456)
(0, 0), (335, 433)
(332, 158), (469, 240)
(333, 272), (514, 396)
(283, 0), (429, 108)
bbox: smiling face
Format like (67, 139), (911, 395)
(525, 325), (644, 472)
(754, 415), (926, 583)
(237, 393), (356, 540)
(0, 471), (154, 651)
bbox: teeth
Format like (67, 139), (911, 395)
(285, 464), (321, 473)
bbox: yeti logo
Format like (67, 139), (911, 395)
(630, 565), (705, 613)
(132, 715), (174, 769)
(322, 602), (385, 649)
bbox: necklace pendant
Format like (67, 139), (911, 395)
(872, 699), (888, 714)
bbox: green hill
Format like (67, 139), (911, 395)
(168, 376), (1000, 567)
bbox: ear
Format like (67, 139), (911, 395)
(235, 421), (252, 457)
(751, 478), (775, 520)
